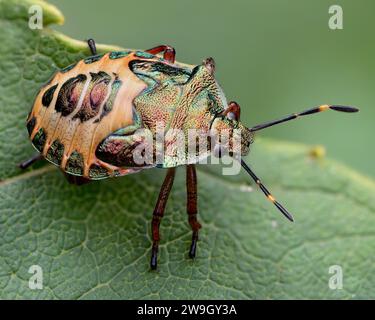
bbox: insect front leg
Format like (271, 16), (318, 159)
(150, 168), (176, 270)
(18, 153), (43, 169)
(146, 45), (176, 63)
(186, 164), (201, 258)
(87, 38), (97, 55)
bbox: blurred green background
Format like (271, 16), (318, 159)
(50, 0), (374, 178)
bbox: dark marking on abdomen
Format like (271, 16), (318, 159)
(109, 51), (131, 59)
(32, 128), (46, 152)
(46, 139), (64, 165)
(27, 117), (36, 136)
(65, 151), (84, 175)
(55, 74), (87, 116)
(134, 51), (155, 59)
(96, 137), (145, 167)
(42, 84), (58, 107)
(61, 62), (77, 73)
(89, 164), (109, 179)
(98, 78), (122, 121)
(73, 71), (111, 122)
(84, 54), (104, 64)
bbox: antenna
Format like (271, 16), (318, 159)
(240, 159), (294, 222)
(249, 105), (358, 132)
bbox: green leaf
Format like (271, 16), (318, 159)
(1, 0), (374, 299)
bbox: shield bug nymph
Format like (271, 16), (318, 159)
(20, 39), (359, 269)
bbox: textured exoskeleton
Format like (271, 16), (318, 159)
(27, 49), (252, 180)
(23, 41), (358, 270)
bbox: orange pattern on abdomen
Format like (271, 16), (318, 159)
(28, 52), (149, 178)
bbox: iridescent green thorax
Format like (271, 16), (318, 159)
(130, 59), (253, 167)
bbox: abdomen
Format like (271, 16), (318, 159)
(27, 51), (149, 179)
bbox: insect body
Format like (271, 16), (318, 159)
(21, 39), (359, 270)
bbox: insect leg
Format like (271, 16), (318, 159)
(18, 153), (43, 169)
(150, 167), (176, 270)
(87, 38), (97, 55)
(145, 45), (176, 63)
(203, 57), (215, 75)
(186, 164), (201, 259)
